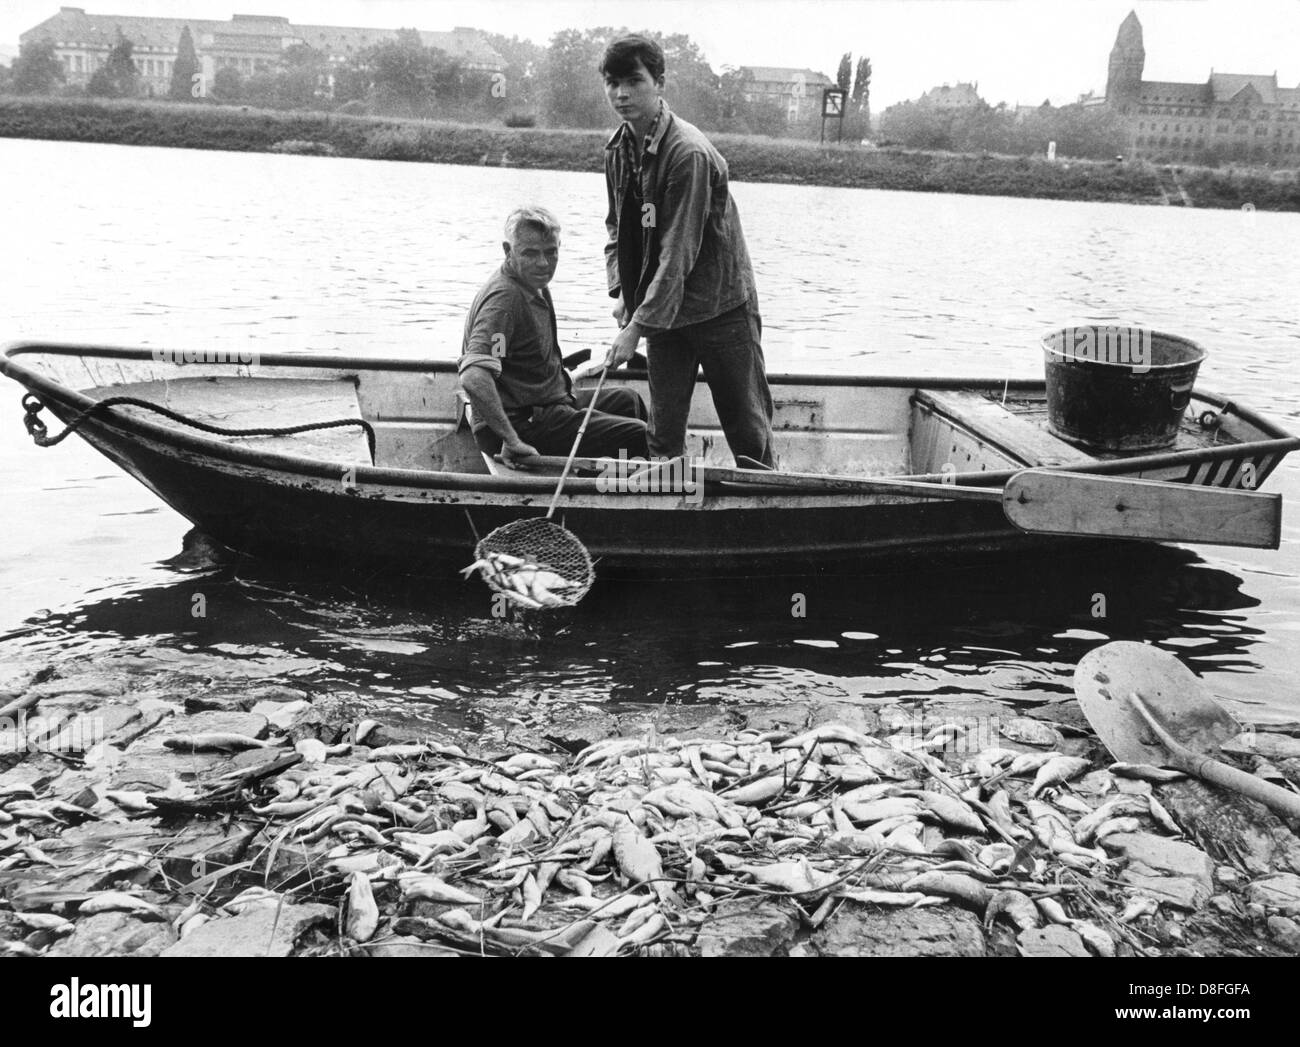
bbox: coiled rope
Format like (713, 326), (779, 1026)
(21, 392), (376, 459)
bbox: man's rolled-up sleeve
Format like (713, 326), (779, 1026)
(630, 151), (712, 330)
(457, 288), (515, 380)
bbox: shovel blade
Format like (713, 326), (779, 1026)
(1074, 642), (1241, 766)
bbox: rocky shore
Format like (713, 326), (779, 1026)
(2, 646), (1299, 958)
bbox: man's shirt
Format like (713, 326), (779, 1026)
(604, 102), (757, 332)
(458, 263), (571, 429)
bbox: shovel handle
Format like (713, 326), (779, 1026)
(1129, 694), (1300, 822)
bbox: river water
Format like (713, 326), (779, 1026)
(1, 138), (1297, 727)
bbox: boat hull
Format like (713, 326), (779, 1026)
(4, 342), (1295, 579)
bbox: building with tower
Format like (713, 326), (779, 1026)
(1105, 10), (1300, 165)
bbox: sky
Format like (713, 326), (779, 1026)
(4, 0), (1300, 110)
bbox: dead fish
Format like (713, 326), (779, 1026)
(1094, 815), (1143, 841)
(224, 887), (281, 914)
(392, 830), (468, 855)
(776, 723), (875, 751)
(519, 873), (543, 922)
(841, 796), (924, 825)
(826, 830), (886, 855)
(345, 871), (379, 942)
(399, 873), (481, 906)
(1221, 732), (1300, 761)
(619, 912), (668, 947)
(1071, 920), (1116, 957)
(14, 911), (73, 934)
(1036, 896), (1073, 925)
(103, 790), (154, 812)
(163, 732), (270, 752)
(909, 791), (985, 834)
(901, 871), (992, 911)
(0, 784), (37, 800)
(723, 775), (787, 805)
(1109, 763), (1185, 783)
(1120, 895), (1159, 923)
(1000, 717), (1063, 748)
(972, 747), (1019, 780)
(499, 752), (560, 775)
(612, 819), (666, 893)
(1073, 796), (1147, 844)
(1145, 793), (1181, 836)
(251, 799), (320, 817)
(857, 744), (928, 780)
(979, 843), (1017, 874)
(367, 743), (429, 761)
(1053, 794), (1094, 816)
(1006, 750), (1063, 777)
(837, 889), (929, 906)
(984, 889), (1041, 931)
(739, 859), (839, 895)
(884, 824), (927, 854)
(2, 802), (62, 822)
(328, 852), (388, 876)
(1030, 756), (1091, 797)
(79, 892), (164, 917)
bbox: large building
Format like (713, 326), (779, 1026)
(917, 82), (982, 109)
(1105, 10), (1300, 165)
(19, 7), (504, 96)
(737, 66), (836, 121)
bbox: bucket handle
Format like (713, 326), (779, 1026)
(1169, 381), (1195, 412)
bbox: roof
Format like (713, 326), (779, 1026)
(740, 66), (834, 86)
(1209, 72), (1278, 105)
(1138, 81), (1209, 104)
(20, 9), (504, 67)
(919, 82), (983, 105)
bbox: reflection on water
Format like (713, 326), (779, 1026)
(3, 529), (1285, 727)
(0, 138), (1297, 723)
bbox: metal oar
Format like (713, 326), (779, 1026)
(1074, 642), (1300, 822)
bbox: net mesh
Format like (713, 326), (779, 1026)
(474, 517), (595, 607)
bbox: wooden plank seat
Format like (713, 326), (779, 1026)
(913, 388), (1096, 469)
(88, 375), (373, 464)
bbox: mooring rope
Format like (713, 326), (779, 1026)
(20, 392), (376, 459)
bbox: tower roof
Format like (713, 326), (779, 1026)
(1117, 10), (1143, 44)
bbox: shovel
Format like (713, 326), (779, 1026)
(1074, 641), (1300, 821)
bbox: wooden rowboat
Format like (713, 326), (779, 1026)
(2, 341), (1296, 577)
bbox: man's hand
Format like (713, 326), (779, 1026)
(501, 438), (540, 467)
(605, 321), (641, 369)
(612, 298), (629, 328)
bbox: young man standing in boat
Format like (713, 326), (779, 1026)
(460, 206), (650, 466)
(601, 35), (775, 467)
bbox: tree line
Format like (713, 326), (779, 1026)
(1, 26), (877, 140)
(878, 97), (1129, 160)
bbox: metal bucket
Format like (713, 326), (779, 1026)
(1042, 326), (1206, 453)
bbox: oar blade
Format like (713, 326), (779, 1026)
(1074, 642), (1241, 765)
(1004, 469), (1282, 548)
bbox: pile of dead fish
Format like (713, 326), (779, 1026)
(0, 710), (1213, 956)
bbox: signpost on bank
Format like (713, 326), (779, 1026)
(821, 87), (847, 145)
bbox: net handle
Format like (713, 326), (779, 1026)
(546, 365), (610, 520)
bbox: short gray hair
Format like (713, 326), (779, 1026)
(504, 206), (561, 244)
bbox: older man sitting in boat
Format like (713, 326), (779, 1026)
(459, 206), (650, 466)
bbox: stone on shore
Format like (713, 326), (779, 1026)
(695, 898), (799, 957)
(1017, 925), (1091, 957)
(47, 912), (174, 957)
(808, 905), (985, 957)
(1247, 873), (1300, 914)
(161, 902), (334, 957)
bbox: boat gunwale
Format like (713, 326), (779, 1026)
(3, 341), (1297, 500)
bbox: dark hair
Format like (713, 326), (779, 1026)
(599, 35), (665, 81)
